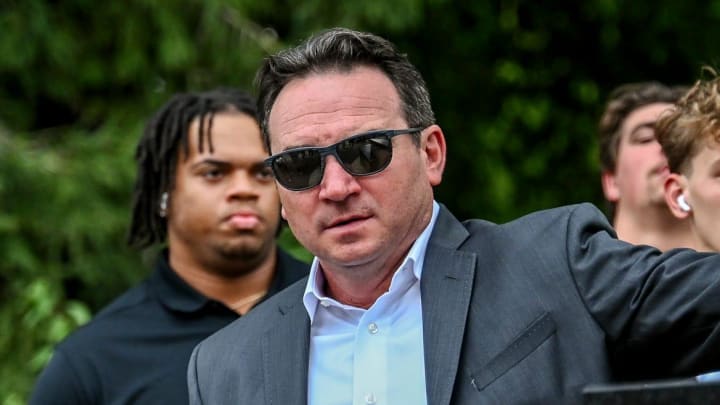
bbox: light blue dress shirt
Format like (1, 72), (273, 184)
(303, 202), (440, 405)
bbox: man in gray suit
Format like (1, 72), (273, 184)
(188, 28), (720, 404)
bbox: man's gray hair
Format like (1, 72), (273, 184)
(255, 27), (436, 152)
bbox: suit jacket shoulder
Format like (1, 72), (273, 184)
(189, 277), (310, 405)
(190, 203), (720, 404)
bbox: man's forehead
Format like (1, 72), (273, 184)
(268, 68), (402, 144)
(624, 103), (673, 130)
(183, 111), (260, 158)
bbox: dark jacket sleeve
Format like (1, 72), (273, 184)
(566, 203), (720, 378)
(29, 349), (91, 405)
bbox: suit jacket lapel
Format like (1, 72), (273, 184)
(422, 206), (476, 405)
(259, 206), (476, 405)
(263, 292), (311, 405)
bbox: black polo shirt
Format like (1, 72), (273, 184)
(29, 249), (308, 405)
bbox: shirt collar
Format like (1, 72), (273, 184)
(303, 201), (440, 322)
(148, 249), (216, 313)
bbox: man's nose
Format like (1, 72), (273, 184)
(228, 171), (259, 198)
(317, 156), (361, 201)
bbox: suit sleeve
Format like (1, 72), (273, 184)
(29, 349), (90, 405)
(187, 343), (204, 405)
(566, 203), (720, 378)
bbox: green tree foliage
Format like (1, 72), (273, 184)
(2, 0), (720, 402)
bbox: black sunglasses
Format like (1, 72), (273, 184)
(264, 128), (423, 191)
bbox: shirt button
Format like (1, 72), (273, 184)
(320, 300), (331, 307)
(365, 393), (377, 404)
(368, 322), (379, 334)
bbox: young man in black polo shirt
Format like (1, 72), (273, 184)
(29, 88), (309, 404)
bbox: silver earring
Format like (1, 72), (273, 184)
(159, 192), (168, 217)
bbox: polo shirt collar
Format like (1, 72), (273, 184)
(148, 249), (217, 313)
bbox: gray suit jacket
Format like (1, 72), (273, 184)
(188, 203), (720, 404)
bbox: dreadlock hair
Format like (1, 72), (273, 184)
(127, 88), (257, 249)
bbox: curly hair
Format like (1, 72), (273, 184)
(656, 70), (720, 175)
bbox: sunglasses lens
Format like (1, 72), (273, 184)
(270, 132), (402, 191)
(337, 136), (393, 175)
(272, 149), (323, 190)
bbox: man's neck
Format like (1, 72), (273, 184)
(168, 246), (277, 314)
(614, 205), (698, 251)
(318, 201), (437, 309)
(321, 262), (397, 309)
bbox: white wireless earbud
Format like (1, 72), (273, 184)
(159, 192), (169, 217)
(677, 194), (692, 212)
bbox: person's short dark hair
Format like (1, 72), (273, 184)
(598, 82), (687, 173)
(657, 70), (720, 174)
(127, 88), (257, 248)
(254, 27), (436, 151)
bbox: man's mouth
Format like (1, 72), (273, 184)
(227, 213), (261, 229)
(327, 214), (368, 229)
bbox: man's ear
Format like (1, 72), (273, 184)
(601, 170), (620, 202)
(664, 173), (691, 218)
(421, 124), (446, 186)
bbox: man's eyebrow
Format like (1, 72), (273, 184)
(281, 143), (313, 152)
(190, 158), (230, 169)
(279, 128), (385, 152)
